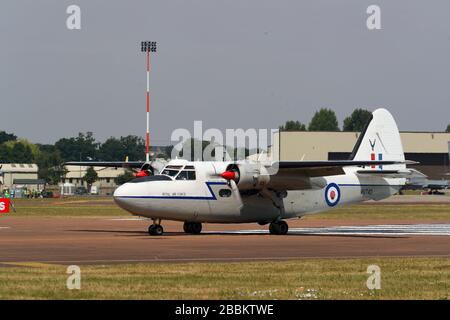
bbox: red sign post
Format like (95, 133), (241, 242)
(0, 198), (10, 214)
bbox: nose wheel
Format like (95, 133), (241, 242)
(183, 222), (202, 234)
(269, 220), (288, 235)
(148, 219), (164, 236)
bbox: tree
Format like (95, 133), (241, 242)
(98, 135), (146, 161)
(0, 141), (34, 163)
(446, 125), (450, 133)
(114, 170), (135, 185)
(34, 146), (65, 184)
(0, 131), (17, 144)
(47, 165), (68, 185)
(55, 132), (99, 161)
(308, 108), (340, 131)
(178, 138), (216, 161)
(343, 109), (372, 132)
(83, 166), (98, 191)
(279, 120), (306, 131)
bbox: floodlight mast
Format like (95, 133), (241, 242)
(140, 41), (157, 162)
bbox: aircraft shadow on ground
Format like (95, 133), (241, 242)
(67, 229), (404, 239)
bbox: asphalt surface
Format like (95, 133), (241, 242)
(0, 217), (449, 264)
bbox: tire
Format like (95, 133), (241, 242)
(153, 225), (163, 236)
(184, 222), (202, 234)
(269, 221), (288, 235)
(191, 222), (202, 234)
(148, 224), (163, 236)
(269, 222), (280, 235)
(278, 221), (288, 235)
(183, 222), (192, 233)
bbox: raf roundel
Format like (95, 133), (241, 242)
(325, 183), (341, 207)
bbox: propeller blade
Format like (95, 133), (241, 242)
(230, 179), (243, 210)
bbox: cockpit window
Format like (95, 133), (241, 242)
(161, 164), (196, 180)
(175, 170), (196, 180)
(165, 165), (183, 169)
(161, 169), (180, 177)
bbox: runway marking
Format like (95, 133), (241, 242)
(1, 262), (61, 268)
(207, 224), (450, 236)
(0, 227), (10, 230)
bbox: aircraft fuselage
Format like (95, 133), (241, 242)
(113, 161), (403, 223)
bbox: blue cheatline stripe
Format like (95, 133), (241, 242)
(115, 181), (227, 200)
(116, 182), (402, 201)
(339, 184), (403, 187)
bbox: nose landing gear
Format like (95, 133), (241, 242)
(148, 218), (164, 236)
(269, 220), (288, 235)
(183, 222), (202, 234)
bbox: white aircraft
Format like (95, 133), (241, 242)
(68, 108), (420, 236)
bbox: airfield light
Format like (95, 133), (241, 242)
(140, 41), (157, 162)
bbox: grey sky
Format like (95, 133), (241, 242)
(1, 0), (449, 145)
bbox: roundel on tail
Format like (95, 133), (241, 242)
(325, 183), (341, 207)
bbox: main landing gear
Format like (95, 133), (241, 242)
(148, 218), (164, 236)
(269, 220), (288, 235)
(184, 222), (202, 234)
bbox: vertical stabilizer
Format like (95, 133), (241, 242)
(351, 108), (405, 170)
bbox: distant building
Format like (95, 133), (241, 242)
(0, 163), (45, 191)
(272, 131), (450, 179)
(63, 165), (127, 195)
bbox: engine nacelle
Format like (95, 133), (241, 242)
(225, 163), (270, 190)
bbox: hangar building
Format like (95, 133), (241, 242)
(0, 163), (44, 192)
(272, 131), (450, 179)
(63, 165), (127, 195)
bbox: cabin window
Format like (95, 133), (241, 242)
(219, 189), (232, 197)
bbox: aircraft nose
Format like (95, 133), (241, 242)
(113, 183), (131, 208)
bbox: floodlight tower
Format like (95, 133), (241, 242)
(141, 41), (157, 162)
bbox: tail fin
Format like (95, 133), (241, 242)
(350, 108), (405, 170)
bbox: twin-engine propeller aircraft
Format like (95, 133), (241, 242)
(68, 108), (421, 236)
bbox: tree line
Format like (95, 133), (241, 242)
(0, 132), (153, 184)
(280, 108), (373, 132)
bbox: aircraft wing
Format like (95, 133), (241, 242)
(355, 168), (426, 179)
(264, 160), (417, 191)
(64, 161), (145, 169)
(272, 160), (415, 177)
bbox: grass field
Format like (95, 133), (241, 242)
(7, 196), (450, 221)
(0, 257), (448, 299)
(2, 197), (448, 300)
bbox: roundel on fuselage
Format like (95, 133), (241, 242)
(325, 183), (341, 207)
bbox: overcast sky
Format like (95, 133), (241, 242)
(1, 1), (449, 145)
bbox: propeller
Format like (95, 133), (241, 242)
(135, 170), (150, 177)
(219, 170), (243, 209)
(219, 170), (239, 182)
(229, 179), (243, 210)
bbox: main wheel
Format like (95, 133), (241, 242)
(191, 222), (202, 234)
(278, 221), (288, 235)
(269, 221), (288, 235)
(183, 222), (202, 234)
(148, 224), (164, 236)
(183, 222), (192, 233)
